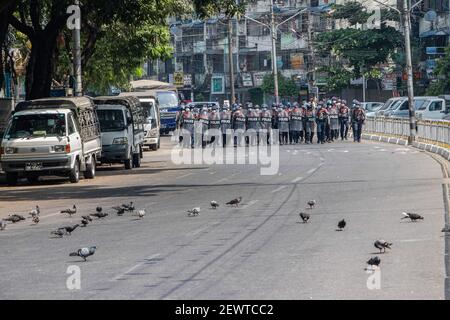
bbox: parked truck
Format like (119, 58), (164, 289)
(93, 96), (145, 169)
(0, 97), (102, 185)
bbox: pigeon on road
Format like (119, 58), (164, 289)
(210, 201), (220, 209)
(367, 256), (381, 268)
(374, 240), (392, 253)
(226, 197), (242, 207)
(51, 228), (66, 238)
(81, 215), (92, 222)
(96, 207), (102, 213)
(29, 206), (40, 217)
(69, 246), (97, 261)
(187, 208), (201, 217)
(122, 202), (135, 212)
(61, 205), (77, 217)
(299, 212), (310, 223)
(0, 220), (6, 231)
(337, 219), (346, 231)
(61, 224), (80, 235)
(90, 212), (109, 219)
(112, 206), (126, 216)
(138, 209), (146, 219)
(32, 215), (40, 225)
(402, 212), (424, 222)
(307, 200), (316, 209)
(81, 219), (89, 227)
(5, 214), (25, 223)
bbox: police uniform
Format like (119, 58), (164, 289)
(305, 105), (315, 144)
(208, 107), (221, 146)
(290, 104), (303, 144)
(316, 105), (329, 144)
(198, 107), (210, 148)
(220, 107), (232, 147)
(329, 103), (340, 141)
(277, 106), (290, 145)
(339, 103), (350, 140)
(246, 107), (259, 146)
(180, 107), (195, 148)
(232, 107), (246, 147)
(259, 105), (272, 145)
(351, 104), (366, 143)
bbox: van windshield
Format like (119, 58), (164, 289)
(141, 101), (157, 127)
(158, 91), (178, 109)
(6, 113), (66, 139)
(97, 109), (125, 132)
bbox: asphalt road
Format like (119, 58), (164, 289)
(0, 136), (448, 300)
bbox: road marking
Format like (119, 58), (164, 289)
(291, 177), (304, 183)
(241, 200), (259, 208)
(216, 177), (229, 183)
(209, 171), (217, 175)
(176, 173), (194, 179)
(306, 168), (317, 175)
(111, 253), (161, 281)
(271, 186), (287, 193)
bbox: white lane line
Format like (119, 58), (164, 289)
(216, 177), (229, 183)
(271, 186), (287, 193)
(291, 177), (304, 183)
(176, 173), (194, 179)
(241, 200), (259, 208)
(306, 168), (318, 175)
(111, 253), (161, 281)
(209, 171), (217, 175)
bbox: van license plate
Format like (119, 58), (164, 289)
(25, 163), (42, 171)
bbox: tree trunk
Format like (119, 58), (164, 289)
(26, 32), (58, 99)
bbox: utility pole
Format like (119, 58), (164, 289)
(307, 8), (316, 100)
(402, 0), (417, 144)
(227, 18), (236, 104)
(270, 3), (280, 105)
(73, 0), (82, 97)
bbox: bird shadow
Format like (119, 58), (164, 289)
(335, 229), (344, 232)
(370, 251), (386, 255)
(131, 218), (143, 221)
(296, 221), (308, 224)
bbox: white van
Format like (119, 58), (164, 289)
(1, 97), (101, 185)
(93, 96), (145, 169)
(415, 97), (448, 120)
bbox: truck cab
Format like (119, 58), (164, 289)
(0, 97), (101, 185)
(415, 97), (447, 120)
(93, 96), (145, 170)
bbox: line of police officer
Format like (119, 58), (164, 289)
(177, 98), (366, 148)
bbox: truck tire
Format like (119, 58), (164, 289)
(84, 156), (96, 179)
(133, 152), (141, 168)
(69, 160), (81, 183)
(150, 144), (157, 151)
(6, 172), (18, 186)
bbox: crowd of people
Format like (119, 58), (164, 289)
(176, 97), (367, 148)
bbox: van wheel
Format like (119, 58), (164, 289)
(6, 173), (18, 186)
(133, 152), (141, 168)
(157, 139), (160, 149)
(150, 144), (157, 151)
(84, 156), (96, 179)
(69, 160), (80, 183)
(26, 175), (40, 184)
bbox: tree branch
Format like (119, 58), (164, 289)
(9, 15), (34, 37)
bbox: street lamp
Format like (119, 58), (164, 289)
(244, 6), (308, 105)
(372, 0), (423, 144)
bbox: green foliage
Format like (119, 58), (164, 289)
(261, 73), (298, 98)
(318, 66), (353, 91)
(193, 0), (247, 19)
(329, 2), (373, 25)
(426, 46), (450, 95)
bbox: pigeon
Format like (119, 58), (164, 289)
(61, 224), (79, 235)
(61, 205), (77, 217)
(210, 201), (220, 209)
(442, 226), (450, 233)
(374, 240), (392, 253)
(137, 209), (146, 219)
(187, 207), (201, 217)
(96, 207), (103, 213)
(81, 219), (89, 227)
(90, 212), (109, 219)
(32, 215), (40, 225)
(122, 202), (135, 212)
(367, 256), (381, 268)
(402, 212), (424, 222)
(299, 212), (310, 223)
(5, 214), (25, 223)
(226, 197), (242, 207)
(0, 220), (6, 231)
(337, 219), (346, 231)
(69, 246), (97, 261)
(29, 205), (40, 217)
(51, 228), (66, 238)
(307, 200), (316, 209)
(112, 206), (126, 216)
(81, 215), (92, 222)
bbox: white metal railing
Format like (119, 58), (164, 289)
(364, 117), (450, 148)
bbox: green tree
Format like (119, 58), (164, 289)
(261, 73), (298, 98)
(426, 46), (450, 95)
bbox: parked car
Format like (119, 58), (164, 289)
(373, 97), (404, 117)
(362, 102), (384, 113)
(386, 97), (433, 118)
(93, 96), (145, 170)
(415, 96), (448, 120)
(0, 97), (102, 185)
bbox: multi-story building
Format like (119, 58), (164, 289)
(147, 0), (333, 105)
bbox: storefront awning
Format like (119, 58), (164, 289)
(420, 28), (450, 38)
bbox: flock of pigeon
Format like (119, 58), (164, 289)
(0, 202), (146, 261)
(0, 195), (447, 266)
(299, 201), (433, 270)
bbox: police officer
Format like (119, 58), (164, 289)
(271, 103), (278, 131)
(316, 103), (329, 144)
(329, 101), (340, 142)
(232, 104), (246, 147)
(351, 101), (366, 143)
(290, 102), (303, 144)
(325, 100), (333, 142)
(176, 104), (185, 144)
(277, 104), (290, 145)
(198, 106), (210, 148)
(305, 103), (315, 144)
(208, 105), (221, 146)
(259, 104), (272, 145)
(180, 106), (195, 148)
(220, 104), (232, 147)
(246, 104), (259, 146)
(339, 101), (350, 140)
